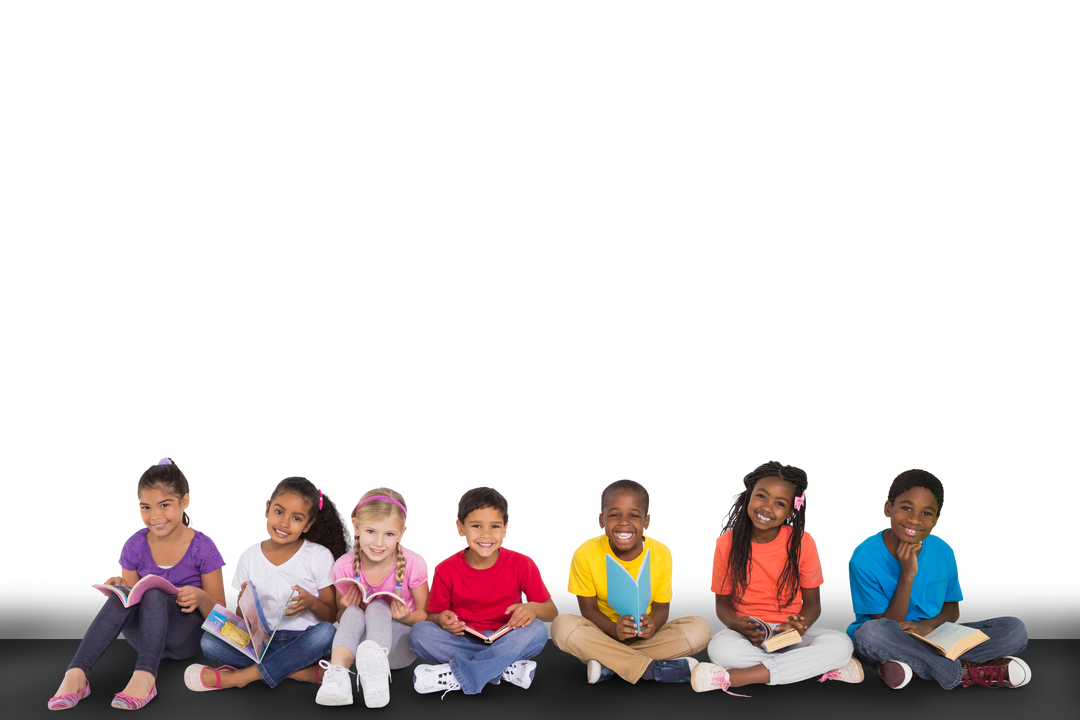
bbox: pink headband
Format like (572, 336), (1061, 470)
(355, 495), (407, 519)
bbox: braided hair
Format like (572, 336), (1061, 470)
(888, 469), (944, 513)
(722, 461), (809, 611)
(138, 458), (191, 526)
(269, 477), (349, 559)
(352, 488), (409, 595)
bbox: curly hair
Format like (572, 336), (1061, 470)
(722, 461), (808, 611)
(600, 479), (650, 515)
(269, 477), (349, 559)
(457, 487), (508, 524)
(138, 458), (191, 526)
(888, 469), (944, 513)
(352, 488), (409, 593)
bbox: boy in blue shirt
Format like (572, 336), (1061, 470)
(848, 469), (1031, 689)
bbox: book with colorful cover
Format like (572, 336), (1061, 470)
(201, 582), (296, 663)
(605, 548), (651, 624)
(331, 577), (408, 607)
(92, 575), (180, 608)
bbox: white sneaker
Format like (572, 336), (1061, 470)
(315, 661), (353, 706)
(818, 657), (865, 683)
(355, 640), (392, 707)
(690, 662), (749, 696)
(502, 660), (537, 689)
(413, 663), (461, 697)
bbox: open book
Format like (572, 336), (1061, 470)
(462, 622), (513, 644)
(906, 622), (988, 660)
(746, 617), (802, 652)
(92, 575), (180, 608)
(606, 548), (651, 629)
(201, 582), (297, 664)
(331, 578), (408, 607)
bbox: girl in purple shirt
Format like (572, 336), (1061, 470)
(47, 458), (226, 711)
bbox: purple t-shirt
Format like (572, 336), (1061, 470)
(119, 528), (226, 589)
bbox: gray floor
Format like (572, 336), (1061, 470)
(11, 640), (1076, 719)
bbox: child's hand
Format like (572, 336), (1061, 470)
(896, 540), (921, 580)
(777, 614), (807, 635)
(389, 595), (410, 620)
(103, 577), (126, 587)
(637, 613), (657, 640)
(735, 615), (766, 646)
(237, 581), (249, 601)
(615, 615), (640, 641)
(436, 610), (466, 635)
(341, 585), (363, 609)
(900, 620), (931, 636)
(175, 586), (204, 613)
(504, 603), (537, 629)
(284, 586), (316, 616)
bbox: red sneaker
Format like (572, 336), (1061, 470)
(961, 656), (1031, 688)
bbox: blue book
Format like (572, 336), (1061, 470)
(605, 548), (651, 624)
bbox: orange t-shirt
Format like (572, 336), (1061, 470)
(711, 526), (823, 624)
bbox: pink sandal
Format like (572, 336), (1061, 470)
(110, 684), (156, 710)
(184, 664), (237, 692)
(47, 681), (91, 710)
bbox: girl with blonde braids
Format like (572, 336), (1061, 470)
(316, 488), (430, 708)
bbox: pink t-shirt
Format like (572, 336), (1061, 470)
(331, 546), (428, 612)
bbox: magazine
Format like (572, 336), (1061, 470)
(201, 582), (296, 663)
(92, 575), (180, 608)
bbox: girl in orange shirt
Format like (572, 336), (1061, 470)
(691, 461), (859, 695)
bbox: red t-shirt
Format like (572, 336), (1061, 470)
(426, 548), (551, 632)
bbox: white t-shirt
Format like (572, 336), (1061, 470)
(232, 540), (335, 632)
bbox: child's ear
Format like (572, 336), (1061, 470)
(303, 517), (316, 534)
(180, 494), (190, 512)
(598, 512), (605, 529)
(399, 526), (406, 542)
(265, 500), (271, 518)
(456, 519), (466, 537)
(883, 501), (893, 517)
(352, 520), (360, 535)
(643, 514), (650, 530)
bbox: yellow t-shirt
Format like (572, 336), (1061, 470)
(567, 535), (674, 623)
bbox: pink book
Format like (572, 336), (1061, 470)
(92, 574), (180, 608)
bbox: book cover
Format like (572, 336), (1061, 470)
(605, 548), (651, 623)
(92, 575), (181, 608)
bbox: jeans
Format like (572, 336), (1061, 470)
(68, 589), (203, 679)
(853, 616), (1028, 689)
(408, 620), (549, 695)
(200, 621), (335, 688)
(708, 625), (854, 685)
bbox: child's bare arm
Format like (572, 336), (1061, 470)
(776, 586), (820, 634)
(715, 593), (766, 645)
(577, 595), (633, 640)
(878, 541), (918, 623)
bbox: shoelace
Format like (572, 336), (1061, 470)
(961, 659), (1007, 688)
(318, 660), (356, 691)
(710, 669), (750, 697)
(818, 668), (842, 682)
(437, 670), (460, 700)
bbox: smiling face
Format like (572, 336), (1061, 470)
(600, 489), (650, 561)
(265, 491), (315, 546)
(355, 516), (405, 566)
(746, 476), (795, 542)
(456, 506), (506, 569)
(885, 486), (939, 546)
(139, 485), (189, 539)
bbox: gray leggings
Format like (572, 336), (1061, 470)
(334, 602), (416, 670)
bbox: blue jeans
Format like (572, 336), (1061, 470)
(69, 589), (203, 679)
(853, 617), (1028, 689)
(408, 620), (549, 695)
(200, 622), (335, 688)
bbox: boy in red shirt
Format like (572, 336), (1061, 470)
(409, 487), (558, 696)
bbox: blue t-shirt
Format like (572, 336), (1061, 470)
(847, 532), (963, 639)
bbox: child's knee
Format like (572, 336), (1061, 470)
(408, 620), (439, 651)
(677, 615), (712, 654)
(550, 614), (587, 650)
(854, 618), (901, 645)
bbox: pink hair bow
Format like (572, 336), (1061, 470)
(794, 492), (806, 511)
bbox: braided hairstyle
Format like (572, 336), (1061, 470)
(888, 469), (944, 513)
(138, 458), (191, 526)
(269, 477), (349, 559)
(722, 461), (809, 612)
(351, 488), (409, 594)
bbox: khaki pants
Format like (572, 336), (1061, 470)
(551, 614), (711, 683)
